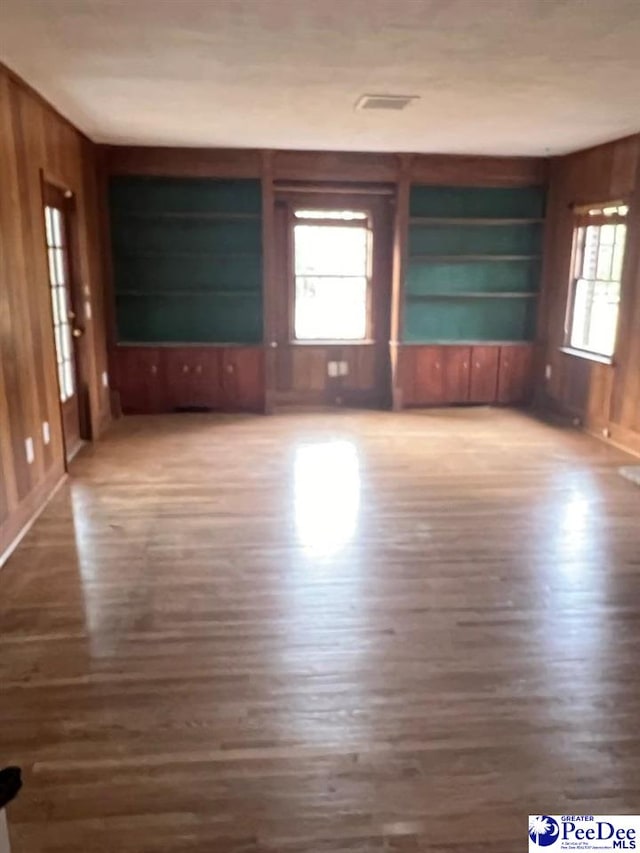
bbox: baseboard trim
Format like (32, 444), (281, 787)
(534, 401), (640, 459)
(0, 468), (67, 569)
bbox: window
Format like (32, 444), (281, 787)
(293, 210), (371, 341)
(566, 203), (628, 358)
(44, 205), (75, 401)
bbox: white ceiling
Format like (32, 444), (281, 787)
(1, 0), (639, 156)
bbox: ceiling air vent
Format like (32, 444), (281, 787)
(355, 94), (419, 111)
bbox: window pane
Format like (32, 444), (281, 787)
(58, 364), (67, 402)
(611, 226), (627, 281)
(295, 210), (367, 220)
(581, 227), (599, 278)
(63, 360), (75, 397)
(48, 248), (58, 285)
(57, 286), (68, 321)
(294, 225), (369, 276)
(599, 224), (616, 245)
(61, 323), (73, 360)
(588, 282), (619, 357)
(596, 243), (613, 280)
(54, 326), (64, 364)
(571, 278), (619, 357)
(44, 207), (55, 246)
(295, 276), (367, 340)
(571, 279), (591, 350)
(55, 248), (65, 284)
(50, 286), (60, 325)
(52, 208), (63, 247)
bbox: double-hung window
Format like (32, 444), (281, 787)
(566, 203), (628, 358)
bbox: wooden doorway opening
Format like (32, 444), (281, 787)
(43, 182), (89, 462)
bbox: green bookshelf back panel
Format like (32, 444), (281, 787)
(404, 297), (537, 343)
(113, 254), (262, 294)
(116, 293), (263, 343)
(406, 260), (541, 295)
(409, 222), (542, 256)
(110, 177), (263, 343)
(110, 177), (262, 214)
(409, 186), (546, 218)
(113, 218), (262, 255)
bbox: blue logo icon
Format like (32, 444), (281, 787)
(529, 816), (560, 846)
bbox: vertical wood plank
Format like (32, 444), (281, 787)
(390, 154), (412, 410)
(261, 150), (276, 413)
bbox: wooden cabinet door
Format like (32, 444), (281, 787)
(222, 347), (265, 411)
(470, 346), (499, 403)
(163, 348), (225, 410)
(397, 347), (417, 407)
(186, 348), (223, 409)
(163, 347), (195, 411)
(497, 345), (534, 404)
(414, 346), (445, 405)
(443, 346), (471, 403)
(117, 347), (163, 414)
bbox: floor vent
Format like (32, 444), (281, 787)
(355, 94), (419, 111)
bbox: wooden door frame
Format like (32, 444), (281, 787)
(270, 186), (394, 407)
(41, 175), (92, 461)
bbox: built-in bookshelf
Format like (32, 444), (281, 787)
(109, 177), (263, 343)
(404, 186), (545, 342)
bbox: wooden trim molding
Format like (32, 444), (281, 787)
(104, 145), (264, 178)
(262, 150), (277, 413)
(101, 144), (548, 189)
(559, 346), (615, 366)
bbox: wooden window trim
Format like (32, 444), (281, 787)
(564, 201), (629, 360)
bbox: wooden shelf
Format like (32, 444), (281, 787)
(408, 254), (541, 262)
(406, 292), (539, 300)
(117, 341), (262, 348)
(118, 250), (261, 258)
(409, 217), (544, 226)
(119, 211), (261, 221)
(402, 339), (534, 345)
(117, 289), (260, 297)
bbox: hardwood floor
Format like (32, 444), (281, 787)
(1, 409), (639, 852)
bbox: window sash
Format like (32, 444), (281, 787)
(566, 205), (627, 358)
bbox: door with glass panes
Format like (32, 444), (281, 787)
(43, 183), (84, 461)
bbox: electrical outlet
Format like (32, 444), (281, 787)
(327, 361), (338, 377)
(545, 364), (552, 380)
(101, 371), (109, 388)
(339, 361), (349, 376)
(25, 437), (34, 464)
(42, 421), (50, 445)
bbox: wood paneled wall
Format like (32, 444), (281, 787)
(536, 134), (640, 455)
(104, 145), (546, 188)
(0, 65), (111, 562)
(102, 145), (547, 412)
